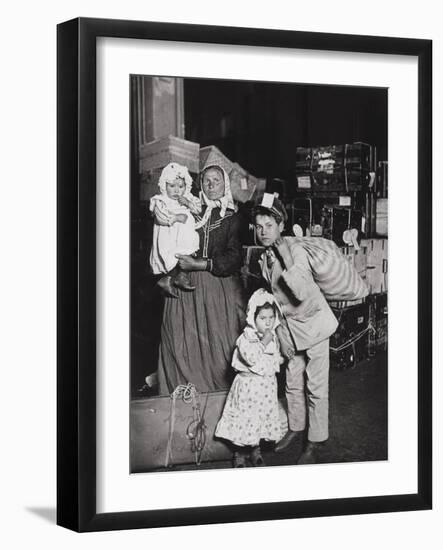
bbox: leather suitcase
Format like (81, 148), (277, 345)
(311, 168), (371, 194)
(375, 198), (388, 237)
(131, 389), (289, 471)
(363, 191), (377, 238)
(330, 302), (371, 369)
(296, 145), (344, 172)
(343, 142), (374, 171)
(295, 143), (373, 172)
(361, 238), (388, 294)
(139, 135), (200, 174)
(295, 143), (374, 194)
(377, 160), (388, 198)
(368, 293), (388, 349)
(320, 206), (363, 246)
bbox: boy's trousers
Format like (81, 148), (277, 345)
(285, 338), (330, 442)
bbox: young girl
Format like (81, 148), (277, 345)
(149, 162), (201, 298)
(215, 288), (284, 467)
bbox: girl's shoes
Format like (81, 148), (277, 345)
(250, 447), (265, 466)
(233, 452), (247, 468)
(233, 447), (265, 467)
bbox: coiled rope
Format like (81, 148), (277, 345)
(164, 383), (208, 468)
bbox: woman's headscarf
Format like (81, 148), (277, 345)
(195, 165), (236, 230)
(157, 162), (194, 197)
(245, 288), (281, 332)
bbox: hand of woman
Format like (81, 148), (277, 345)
(175, 254), (208, 272)
(273, 237), (294, 269)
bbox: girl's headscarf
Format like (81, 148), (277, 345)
(157, 162), (194, 197)
(195, 165), (236, 230)
(246, 288), (281, 332)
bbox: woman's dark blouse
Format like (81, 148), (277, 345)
(195, 206), (243, 277)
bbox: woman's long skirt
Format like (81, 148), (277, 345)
(157, 271), (246, 395)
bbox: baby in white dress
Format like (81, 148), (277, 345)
(149, 163), (201, 297)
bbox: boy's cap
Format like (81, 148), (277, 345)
(252, 192), (288, 223)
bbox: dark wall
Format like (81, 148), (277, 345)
(184, 79), (387, 180)
(131, 78), (388, 395)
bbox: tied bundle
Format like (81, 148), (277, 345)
(290, 236), (369, 302)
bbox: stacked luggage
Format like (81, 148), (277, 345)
(295, 142), (375, 194)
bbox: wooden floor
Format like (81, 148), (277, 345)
(151, 350), (388, 471)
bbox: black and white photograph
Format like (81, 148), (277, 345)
(2, 0), (438, 543)
(130, 75), (389, 473)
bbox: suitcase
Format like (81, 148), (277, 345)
(130, 389), (289, 471)
(320, 205), (363, 246)
(295, 142), (375, 194)
(296, 144), (344, 173)
(320, 206), (350, 243)
(296, 143), (373, 172)
(330, 302), (371, 369)
(311, 170), (346, 193)
(368, 293), (388, 350)
(361, 238), (388, 294)
(311, 168), (372, 194)
(375, 294), (388, 349)
(139, 135), (200, 174)
(377, 160), (388, 198)
(375, 198), (388, 237)
(329, 297), (366, 310)
(343, 142), (374, 172)
(295, 173), (313, 192)
(363, 191), (377, 238)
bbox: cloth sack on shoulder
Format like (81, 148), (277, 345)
(289, 236), (369, 301)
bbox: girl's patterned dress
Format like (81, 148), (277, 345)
(215, 324), (283, 447)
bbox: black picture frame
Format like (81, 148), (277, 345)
(57, 17), (432, 532)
